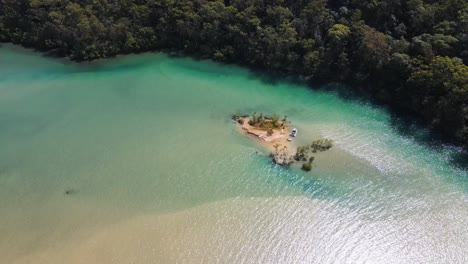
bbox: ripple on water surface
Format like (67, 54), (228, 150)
(0, 44), (467, 263)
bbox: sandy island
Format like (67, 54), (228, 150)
(239, 117), (293, 150)
(235, 116), (296, 165)
(234, 114), (334, 170)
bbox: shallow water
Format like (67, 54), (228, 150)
(0, 44), (467, 263)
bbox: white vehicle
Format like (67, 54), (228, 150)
(290, 128), (297, 137)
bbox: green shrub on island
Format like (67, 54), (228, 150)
(302, 162), (313, 171)
(311, 139), (333, 153)
(246, 112), (285, 130)
(258, 112), (264, 124)
(237, 119), (244, 125)
(248, 112), (258, 126)
(272, 114), (280, 128)
(294, 146), (310, 161)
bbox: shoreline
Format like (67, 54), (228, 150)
(234, 115), (334, 170)
(235, 116), (296, 165)
(241, 118), (293, 149)
(1, 42), (466, 151)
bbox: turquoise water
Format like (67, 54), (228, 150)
(0, 44), (467, 263)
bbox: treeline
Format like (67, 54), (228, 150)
(1, 0), (467, 148)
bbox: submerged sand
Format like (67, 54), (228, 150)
(10, 196), (322, 264)
(9, 194), (468, 264)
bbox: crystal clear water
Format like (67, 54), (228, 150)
(1, 44), (467, 263)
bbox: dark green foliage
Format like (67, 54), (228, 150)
(294, 146), (310, 161)
(295, 143), (320, 171)
(231, 114), (241, 121)
(1, 0), (468, 148)
(247, 112), (284, 130)
(271, 114), (280, 128)
(249, 112), (257, 126)
(301, 162), (312, 171)
(311, 139), (333, 152)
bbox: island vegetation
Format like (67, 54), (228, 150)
(294, 139), (333, 171)
(1, 0), (467, 149)
(234, 113), (333, 171)
(234, 113), (294, 165)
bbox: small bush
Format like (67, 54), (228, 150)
(250, 112), (257, 125)
(272, 113), (279, 128)
(301, 162), (312, 171)
(294, 146), (310, 161)
(311, 139), (333, 152)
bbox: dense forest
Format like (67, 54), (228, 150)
(1, 0), (467, 148)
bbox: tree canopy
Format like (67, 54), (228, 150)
(1, 0), (467, 148)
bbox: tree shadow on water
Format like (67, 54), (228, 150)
(307, 82), (468, 172)
(294, 80), (468, 176)
(388, 111), (468, 172)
